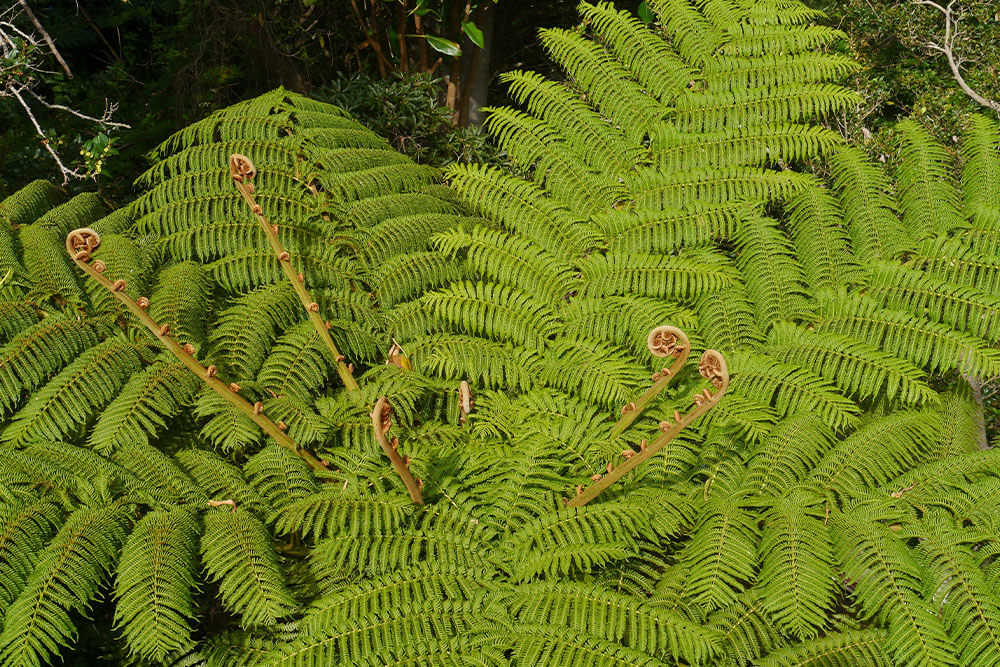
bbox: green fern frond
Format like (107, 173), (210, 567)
(831, 507), (959, 667)
(508, 623), (668, 667)
(503, 502), (658, 580)
(0, 294), (38, 346)
(734, 214), (813, 325)
(756, 628), (891, 666)
(758, 491), (835, 639)
(114, 508), (201, 662)
(207, 245), (357, 294)
(444, 164), (600, 260)
(814, 289), (1000, 379)
(727, 351), (861, 431)
(651, 124), (843, 171)
(257, 321), (337, 399)
(539, 27), (668, 139)
(894, 119), (967, 238)
(648, 0), (724, 65)
(785, 184), (864, 290)
(911, 516), (1000, 667)
(110, 441), (206, 506)
(703, 53), (859, 91)
(146, 262), (212, 346)
(269, 599), (498, 667)
(359, 212), (478, 266)
(960, 115), (1000, 223)
(0, 315), (105, 416)
(562, 295), (699, 361)
(2, 337), (143, 446)
(176, 449), (268, 516)
(705, 592), (783, 665)
(499, 69), (636, 172)
(311, 508), (492, 577)
(88, 357), (202, 454)
(0, 504), (130, 667)
(741, 412), (834, 497)
(809, 409), (941, 497)
(192, 390), (262, 454)
(433, 226), (578, 305)
(483, 106), (621, 214)
(582, 250), (735, 299)
(245, 444), (319, 512)
(0, 181), (65, 228)
(84, 234), (152, 317)
(422, 281), (560, 348)
(829, 147), (912, 262)
(30, 193), (107, 237)
(579, 2), (695, 102)
(19, 224), (88, 307)
(508, 581), (723, 664)
(299, 562), (494, 639)
(596, 203), (745, 253)
(695, 285), (766, 354)
(369, 251), (463, 309)
(407, 333), (542, 391)
(201, 508), (297, 627)
(272, 489), (412, 541)
(928, 385), (986, 458)
(0, 499), (62, 614)
(209, 282), (302, 380)
(539, 336), (648, 409)
(671, 85), (860, 133)
(866, 261), (1000, 341)
(627, 166), (813, 209)
(337, 191), (462, 229)
(721, 23), (844, 57)
(261, 395), (333, 447)
(476, 437), (572, 533)
(677, 497), (759, 610)
(907, 236), (1000, 298)
(766, 322), (937, 405)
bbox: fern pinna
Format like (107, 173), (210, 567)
(2, 0), (1000, 665)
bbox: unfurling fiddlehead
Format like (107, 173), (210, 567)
(370, 396), (425, 504)
(566, 326), (729, 508)
(228, 153), (360, 393)
(66, 227), (329, 471)
(610, 326), (692, 440)
(230, 154), (431, 503)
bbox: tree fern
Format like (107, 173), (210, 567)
(4, 0), (1000, 663)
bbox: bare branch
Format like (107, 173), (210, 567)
(16, 0), (71, 77)
(9, 85), (86, 183)
(913, 0), (1000, 114)
(24, 88), (130, 129)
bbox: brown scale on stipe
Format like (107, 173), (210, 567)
(567, 327), (730, 508)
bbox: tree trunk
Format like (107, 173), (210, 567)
(462, 3), (496, 126)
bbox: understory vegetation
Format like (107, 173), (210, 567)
(1, 0), (1000, 666)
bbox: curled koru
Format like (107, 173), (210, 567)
(66, 228), (101, 261)
(646, 325), (687, 358)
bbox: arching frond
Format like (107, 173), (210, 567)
(0, 505), (130, 667)
(2, 337), (142, 446)
(766, 322), (937, 405)
(201, 508), (296, 627)
(114, 508), (201, 662)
